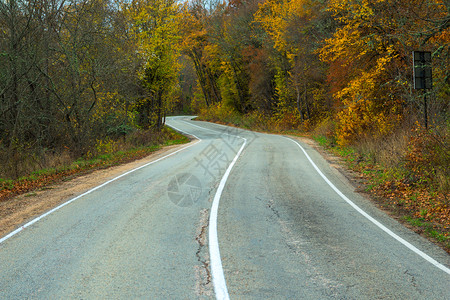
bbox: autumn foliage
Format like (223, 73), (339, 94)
(1, 0), (449, 242)
(0, 0), (183, 180)
(186, 0), (449, 241)
(185, 0), (448, 158)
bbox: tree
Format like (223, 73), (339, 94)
(254, 0), (330, 122)
(0, 0), (144, 177)
(126, 0), (181, 130)
(180, 0), (222, 108)
(320, 0), (449, 145)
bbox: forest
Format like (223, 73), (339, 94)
(1, 0), (449, 239)
(1, 0), (182, 178)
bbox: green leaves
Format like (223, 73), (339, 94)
(125, 0), (181, 129)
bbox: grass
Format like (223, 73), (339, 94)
(0, 126), (189, 202)
(403, 216), (449, 247)
(312, 133), (449, 252)
(313, 135), (329, 147)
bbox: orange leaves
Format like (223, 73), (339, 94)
(0, 169), (77, 203)
(375, 180), (450, 230)
(319, 0), (413, 146)
(429, 28), (450, 44)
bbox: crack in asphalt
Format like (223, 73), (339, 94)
(404, 269), (417, 287)
(265, 197), (344, 297)
(194, 208), (212, 297)
(267, 198), (281, 219)
(404, 269), (420, 289)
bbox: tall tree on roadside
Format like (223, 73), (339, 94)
(254, 0), (330, 122)
(126, 0), (181, 130)
(180, 0), (222, 108)
(320, 0), (449, 145)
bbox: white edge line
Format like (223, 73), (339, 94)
(284, 137), (450, 275)
(209, 137), (246, 300)
(0, 131), (201, 245)
(167, 122), (201, 141)
(181, 120), (222, 134)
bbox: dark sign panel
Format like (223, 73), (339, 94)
(413, 51), (432, 89)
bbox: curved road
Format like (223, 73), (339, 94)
(0, 116), (449, 299)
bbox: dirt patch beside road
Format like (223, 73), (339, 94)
(0, 142), (192, 239)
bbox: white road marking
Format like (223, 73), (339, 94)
(209, 139), (246, 300)
(0, 136), (201, 245)
(167, 122), (201, 140)
(181, 120), (224, 134)
(1, 117), (238, 300)
(285, 137), (450, 275)
(180, 119), (247, 300)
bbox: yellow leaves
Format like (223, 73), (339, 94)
(320, 0), (401, 65)
(92, 91), (125, 122)
(125, 0), (181, 87)
(336, 95), (401, 146)
(202, 43), (222, 70)
(320, 26), (365, 64)
(318, 0), (410, 145)
(328, 0), (383, 22)
(335, 48), (394, 101)
(85, 138), (118, 159)
(254, 0), (309, 55)
(333, 49), (401, 145)
(125, 0), (180, 46)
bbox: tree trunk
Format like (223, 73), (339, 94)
(296, 85), (304, 121)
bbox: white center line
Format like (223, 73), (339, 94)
(179, 119), (247, 300)
(209, 138), (246, 300)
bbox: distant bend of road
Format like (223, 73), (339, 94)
(0, 116), (448, 299)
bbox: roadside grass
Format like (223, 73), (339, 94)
(197, 106), (311, 134)
(402, 216), (449, 248)
(312, 133), (449, 253)
(0, 127), (189, 202)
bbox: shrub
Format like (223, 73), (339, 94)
(405, 125), (449, 192)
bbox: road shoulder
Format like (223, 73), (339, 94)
(0, 142), (195, 239)
(288, 135), (449, 254)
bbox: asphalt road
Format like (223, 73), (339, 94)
(0, 116), (449, 299)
